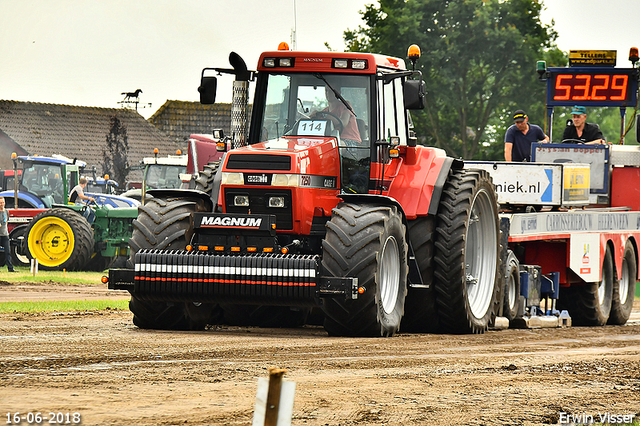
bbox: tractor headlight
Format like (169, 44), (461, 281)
(268, 196), (286, 208)
(234, 195), (250, 207)
(221, 172), (244, 185)
(271, 174), (298, 187)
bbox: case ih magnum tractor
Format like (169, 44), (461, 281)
(108, 45), (503, 336)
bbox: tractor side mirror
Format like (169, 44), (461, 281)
(404, 79), (426, 110)
(198, 75), (218, 105)
(636, 115), (640, 144)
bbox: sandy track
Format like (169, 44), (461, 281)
(0, 282), (639, 425)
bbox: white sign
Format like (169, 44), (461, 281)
(296, 120), (327, 136)
(466, 161), (561, 205)
(569, 233), (601, 282)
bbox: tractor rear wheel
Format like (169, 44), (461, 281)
(401, 216), (439, 332)
(194, 162), (219, 195)
(433, 169), (502, 334)
(321, 203), (408, 337)
(127, 196), (219, 330)
(25, 208), (93, 271)
(559, 246), (614, 326)
(608, 241), (636, 325)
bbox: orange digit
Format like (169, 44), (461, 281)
(590, 75), (609, 101)
(573, 75), (591, 100)
(610, 75), (628, 101)
(554, 74), (571, 100)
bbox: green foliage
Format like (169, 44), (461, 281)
(344, 0), (563, 159)
(0, 300), (128, 313)
(550, 106), (638, 144)
(0, 268), (106, 284)
(102, 115), (130, 187)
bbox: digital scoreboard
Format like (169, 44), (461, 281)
(546, 67), (638, 107)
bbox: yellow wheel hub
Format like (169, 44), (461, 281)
(28, 216), (75, 267)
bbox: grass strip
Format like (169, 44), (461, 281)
(0, 299), (129, 313)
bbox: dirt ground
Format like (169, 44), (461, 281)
(1, 280), (639, 426)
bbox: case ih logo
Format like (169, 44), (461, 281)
(201, 216), (263, 228)
(246, 174), (269, 184)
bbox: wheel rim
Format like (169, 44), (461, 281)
(27, 216), (75, 267)
(598, 267), (606, 306)
(619, 257), (630, 305)
(380, 236), (400, 315)
(465, 188), (498, 319)
(507, 269), (517, 311)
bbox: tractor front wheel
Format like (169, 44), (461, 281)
(24, 208), (94, 271)
(128, 196), (215, 330)
(321, 203), (408, 337)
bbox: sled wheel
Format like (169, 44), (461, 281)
(434, 169), (502, 334)
(128, 196), (216, 331)
(321, 202), (408, 337)
(25, 208), (93, 271)
(401, 216), (439, 332)
(560, 245), (614, 326)
(608, 241), (636, 325)
(502, 250), (520, 321)
(221, 305), (309, 328)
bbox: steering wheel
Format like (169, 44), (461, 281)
(314, 111), (344, 132)
(562, 138), (585, 144)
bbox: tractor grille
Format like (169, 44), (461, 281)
(225, 188), (293, 230)
(133, 250), (318, 303)
(226, 154), (291, 171)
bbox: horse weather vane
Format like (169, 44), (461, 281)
(118, 89), (151, 112)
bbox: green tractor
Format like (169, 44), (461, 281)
(3, 154), (139, 271)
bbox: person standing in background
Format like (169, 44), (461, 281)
(0, 196), (16, 272)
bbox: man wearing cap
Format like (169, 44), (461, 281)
(504, 110), (549, 161)
(562, 106), (605, 144)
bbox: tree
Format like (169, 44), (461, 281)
(344, 0), (563, 160)
(102, 115), (130, 188)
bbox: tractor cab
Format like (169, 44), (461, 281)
(14, 156), (82, 208)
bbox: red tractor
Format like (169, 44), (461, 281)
(108, 45), (503, 336)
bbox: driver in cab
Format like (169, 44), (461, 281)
(310, 86), (361, 145)
(563, 105), (606, 145)
(69, 177), (95, 205)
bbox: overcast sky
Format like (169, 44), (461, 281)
(1, 0), (639, 119)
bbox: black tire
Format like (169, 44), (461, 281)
(608, 241), (636, 325)
(221, 305), (309, 328)
(558, 246), (614, 326)
(129, 297), (190, 330)
(194, 162), (219, 195)
(433, 169), (502, 334)
(321, 203), (408, 337)
(502, 250), (520, 321)
(24, 208), (94, 271)
(127, 196), (214, 331)
(401, 216), (439, 333)
(84, 253), (113, 272)
(9, 226), (29, 268)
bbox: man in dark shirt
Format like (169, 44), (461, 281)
(562, 105), (605, 144)
(504, 110), (549, 161)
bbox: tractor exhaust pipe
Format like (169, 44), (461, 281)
(231, 80), (249, 149)
(228, 52), (251, 149)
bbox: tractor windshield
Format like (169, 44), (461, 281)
(20, 162), (65, 206)
(145, 164), (187, 189)
(259, 73), (371, 193)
